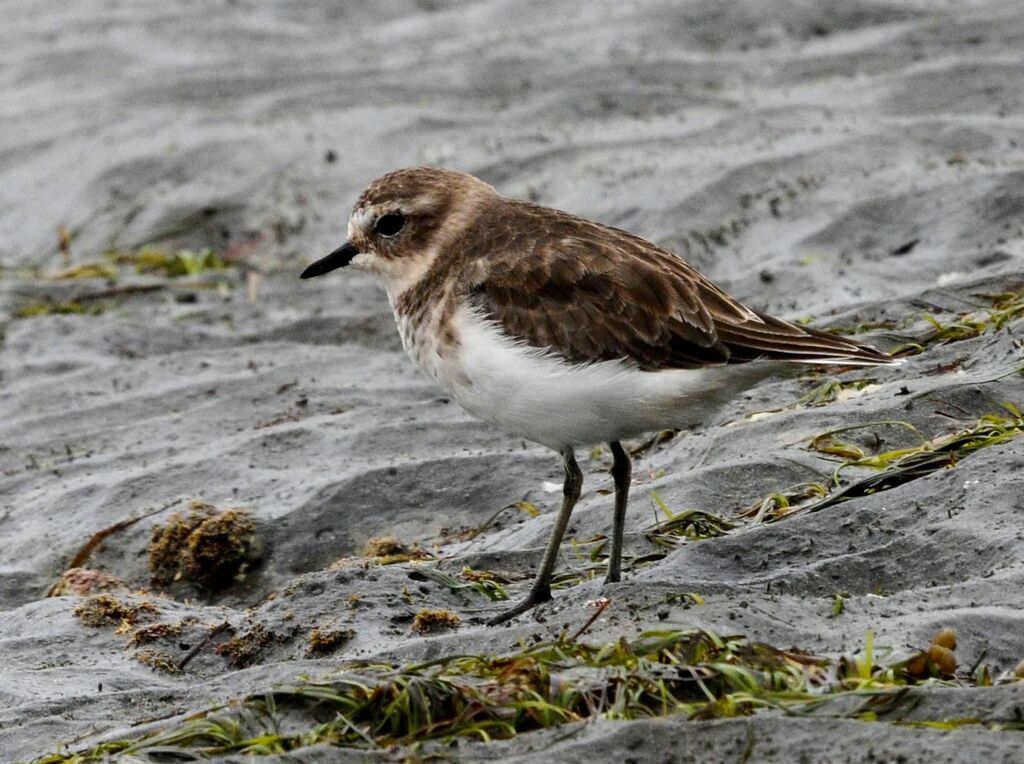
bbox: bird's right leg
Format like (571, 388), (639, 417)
(486, 447), (582, 625)
(604, 441), (631, 584)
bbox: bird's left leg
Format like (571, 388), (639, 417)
(605, 441), (631, 584)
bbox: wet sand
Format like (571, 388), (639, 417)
(2, 1), (1024, 761)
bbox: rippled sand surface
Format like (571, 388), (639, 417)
(2, 1), (1024, 760)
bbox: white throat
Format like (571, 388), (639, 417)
(382, 252), (437, 307)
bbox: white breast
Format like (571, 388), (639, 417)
(420, 304), (782, 451)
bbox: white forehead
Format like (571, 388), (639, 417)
(347, 204), (376, 240)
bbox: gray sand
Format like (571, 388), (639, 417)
(2, 0), (1024, 761)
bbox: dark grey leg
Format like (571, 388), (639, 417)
(487, 447), (582, 625)
(605, 441), (631, 584)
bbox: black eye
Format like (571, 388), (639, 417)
(374, 212), (406, 237)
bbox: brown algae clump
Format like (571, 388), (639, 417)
(75, 594), (158, 628)
(363, 536), (408, 557)
(306, 626), (356, 656)
(149, 503), (216, 584)
(129, 621), (183, 647)
(149, 502), (262, 589)
(136, 649), (181, 674)
(362, 536), (431, 564)
(215, 624), (273, 668)
(932, 628), (957, 650)
(906, 628), (960, 678)
(182, 508), (261, 588)
(927, 644), (957, 676)
(411, 609), (461, 634)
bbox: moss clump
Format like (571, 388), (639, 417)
(182, 508), (261, 588)
(148, 502), (261, 589)
(411, 609), (460, 634)
(129, 621), (183, 647)
(306, 626), (356, 656)
(363, 536), (407, 557)
(215, 624), (273, 668)
(74, 594), (158, 628)
(361, 536), (431, 565)
(136, 649), (181, 674)
(148, 502), (216, 584)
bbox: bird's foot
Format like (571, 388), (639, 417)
(486, 587), (551, 626)
(604, 568), (621, 585)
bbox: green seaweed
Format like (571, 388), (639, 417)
(892, 288), (1024, 356)
(109, 246), (229, 278)
(12, 300), (106, 319)
(797, 378), (877, 407)
(33, 626), (1017, 762)
(645, 491), (737, 547)
(751, 406), (1024, 523)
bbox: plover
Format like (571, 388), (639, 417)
(302, 167), (895, 624)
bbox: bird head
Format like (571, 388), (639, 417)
(301, 167), (495, 299)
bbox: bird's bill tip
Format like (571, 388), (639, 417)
(300, 241), (360, 279)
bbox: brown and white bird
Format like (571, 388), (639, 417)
(302, 167), (895, 624)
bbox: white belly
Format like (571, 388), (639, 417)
(416, 305), (781, 451)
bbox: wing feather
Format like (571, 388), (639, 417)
(465, 201), (893, 370)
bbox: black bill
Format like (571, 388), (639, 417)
(300, 241), (360, 279)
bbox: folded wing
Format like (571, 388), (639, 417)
(469, 203), (894, 370)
